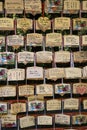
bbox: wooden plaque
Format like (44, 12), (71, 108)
(74, 51), (87, 63)
(11, 102), (26, 114)
(26, 66), (43, 80)
(55, 51), (70, 63)
(36, 84), (53, 97)
(0, 2), (3, 12)
(7, 69), (25, 81)
(18, 51), (34, 64)
(54, 17), (70, 30)
(82, 35), (87, 46)
(55, 114), (70, 125)
(82, 0), (87, 11)
(0, 102), (7, 114)
(65, 67), (82, 79)
(64, 35), (79, 47)
(64, 98), (79, 110)
(37, 115), (52, 125)
(17, 18), (32, 32)
(24, 0), (41, 15)
(0, 18), (14, 30)
(0, 36), (5, 46)
(36, 51), (52, 63)
(20, 116), (35, 128)
(0, 85), (16, 97)
(27, 33), (42, 46)
(1, 114), (16, 127)
(0, 68), (7, 80)
(46, 33), (62, 47)
(73, 18), (87, 30)
(28, 95), (44, 101)
(82, 66), (87, 78)
(83, 100), (87, 109)
(45, 68), (65, 81)
(5, 0), (23, 14)
(73, 83), (87, 95)
(46, 99), (61, 111)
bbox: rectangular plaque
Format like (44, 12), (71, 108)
(0, 36), (5, 47)
(19, 85), (34, 96)
(0, 18), (14, 30)
(36, 51), (52, 63)
(46, 99), (61, 111)
(65, 67), (82, 79)
(82, 66), (87, 78)
(64, 35), (79, 47)
(83, 100), (87, 109)
(82, 35), (87, 46)
(0, 102), (7, 114)
(20, 116), (35, 128)
(27, 33), (42, 46)
(54, 17), (70, 30)
(82, 0), (87, 11)
(55, 51), (70, 63)
(0, 68), (7, 80)
(0, 2), (3, 12)
(37, 115), (52, 125)
(5, 0), (23, 14)
(26, 66), (43, 80)
(0, 85), (16, 97)
(1, 114), (16, 127)
(28, 95), (44, 101)
(7, 69), (25, 81)
(46, 33), (62, 47)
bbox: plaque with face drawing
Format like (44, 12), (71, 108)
(0, 102), (8, 114)
(0, 68), (7, 80)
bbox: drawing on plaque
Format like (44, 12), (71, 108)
(0, 68), (7, 80)
(0, 102), (7, 114)
(72, 115), (87, 125)
(45, 0), (63, 13)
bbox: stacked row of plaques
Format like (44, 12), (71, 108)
(0, 0), (87, 130)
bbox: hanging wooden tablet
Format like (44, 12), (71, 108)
(7, 69), (25, 81)
(55, 51), (70, 63)
(55, 114), (70, 125)
(5, 0), (23, 14)
(0, 102), (8, 114)
(7, 35), (24, 50)
(26, 66), (43, 80)
(45, 0), (63, 13)
(64, 0), (80, 14)
(36, 51), (52, 63)
(64, 98), (79, 110)
(20, 116), (35, 128)
(83, 99), (87, 109)
(72, 114), (87, 125)
(0, 36), (5, 47)
(0, 85), (16, 97)
(65, 67), (82, 79)
(45, 68), (65, 81)
(1, 114), (17, 127)
(82, 35), (87, 46)
(74, 51), (87, 63)
(37, 115), (52, 125)
(0, 2), (3, 12)
(73, 18), (87, 30)
(55, 83), (71, 96)
(24, 0), (41, 15)
(0, 68), (7, 80)
(17, 18), (32, 32)
(27, 33), (42, 46)
(64, 35), (79, 47)
(73, 83), (87, 95)
(11, 102), (26, 114)
(46, 99), (61, 111)
(37, 17), (51, 32)
(0, 18), (14, 30)
(54, 17), (70, 30)
(46, 33), (62, 47)
(36, 84), (53, 97)
(18, 51), (34, 64)
(82, 66), (87, 78)
(82, 0), (87, 11)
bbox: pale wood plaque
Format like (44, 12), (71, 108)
(65, 67), (82, 79)
(7, 69), (25, 81)
(36, 84), (53, 97)
(82, 0), (87, 11)
(55, 51), (70, 63)
(26, 66), (43, 80)
(5, 0), (23, 14)
(27, 33), (42, 46)
(82, 66), (87, 78)
(55, 114), (70, 125)
(54, 17), (70, 30)
(0, 36), (5, 46)
(64, 98), (79, 110)
(82, 35), (87, 46)
(83, 100), (87, 109)
(19, 85), (34, 96)
(20, 116), (35, 128)
(46, 33), (62, 47)
(0, 2), (3, 12)
(64, 35), (79, 47)
(0, 18), (14, 30)
(36, 51), (52, 63)
(37, 115), (52, 125)
(46, 99), (61, 111)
